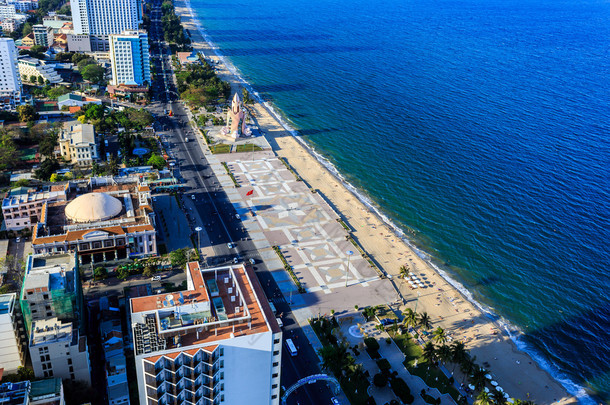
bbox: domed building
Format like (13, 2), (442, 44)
(31, 177), (157, 264)
(65, 192), (123, 223)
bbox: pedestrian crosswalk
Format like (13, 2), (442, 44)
(272, 296), (286, 304)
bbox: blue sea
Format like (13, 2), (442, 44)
(187, 0), (610, 401)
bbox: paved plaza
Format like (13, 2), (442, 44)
(204, 153), (397, 315)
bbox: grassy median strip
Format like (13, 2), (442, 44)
(346, 235), (384, 278)
(272, 245), (306, 293)
(221, 162), (240, 187)
(279, 157), (302, 181)
(211, 144), (231, 154)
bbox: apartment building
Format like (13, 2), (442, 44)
(20, 253), (91, 385)
(0, 293), (27, 374)
(70, 0), (141, 51)
(18, 57), (62, 84)
(1, 185), (68, 232)
(130, 262), (283, 405)
(32, 24), (53, 47)
(0, 38), (22, 109)
(109, 30), (150, 87)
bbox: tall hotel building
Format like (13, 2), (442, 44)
(0, 38), (22, 109)
(109, 31), (151, 86)
(130, 262), (282, 405)
(70, 0), (142, 51)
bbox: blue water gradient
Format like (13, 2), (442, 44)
(189, 0), (610, 400)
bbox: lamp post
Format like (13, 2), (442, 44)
(195, 226), (202, 260)
(345, 250), (354, 287)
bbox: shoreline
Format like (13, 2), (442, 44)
(173, 1), (581, 403)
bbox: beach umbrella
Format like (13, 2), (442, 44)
(507, 399), (514, 403)
(484, 387), (490, 393)
(468, 384), (475, 390)
(485, 374), (492, 379)
(490, 381), (498, 386)
(496, 386), (504, 392)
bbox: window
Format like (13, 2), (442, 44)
(273, 351), (279, 356)
(273, 362), (279, 367)
(274, 338), (280, 344)
(272, 384), (278, 389)
(272, 373), (278, 378)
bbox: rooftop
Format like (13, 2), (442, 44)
(65, 192), (122, 223)
(30, 378), (62, 399)
(23, 253), (75, 294)
(0, 293), (15, 315)
(30, 317), (73, 346)
(131, 263), (278, 356)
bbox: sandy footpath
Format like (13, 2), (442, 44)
(173, 1), (576, 403)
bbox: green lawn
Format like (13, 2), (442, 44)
(391, 332), (461, 401)
(210, 143), (231, 154)
(342, 372), (373, 405)
(235, 143), (262, 152)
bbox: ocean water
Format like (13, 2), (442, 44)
(188, 0), (610, 400)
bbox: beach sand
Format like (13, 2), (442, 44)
(173, 1), (577, 403)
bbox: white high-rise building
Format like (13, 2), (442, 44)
(0, 38), (22, 109)
(109, 30), (150, 87)
(130, 262), (283, 405)
(70, 0), (141, 51)
(0, 293), (27, 374)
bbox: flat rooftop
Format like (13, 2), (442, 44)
(0, 293), (15, 315)
(131, 263), (278, 355)
(24, 254), (75, 294)
(30, 317), (73, 346)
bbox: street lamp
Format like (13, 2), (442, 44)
(345, 250), (354, 287)
(195, 226), (202, 252)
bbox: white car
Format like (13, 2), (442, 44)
(249, 258), (256, 265)
(235, 213), (241, 219)
(151, 276), (162, 281)
(227, 243), (234, 249)
(191, 194), (196, 200)
(233, 257), (239, 264)
(276, 317), (283, 328)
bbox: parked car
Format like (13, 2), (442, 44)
(151, 276), (162, 281)
(249, 258), (256, 265)
(15, 237), (21, 243)
(380, 318), (397, 326)
(235, 213), (240, 220)
(227, 243), (234, 249)
(233, 257), (239, 264)
(331, 397), (341, 405)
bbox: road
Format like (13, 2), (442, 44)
(144, 1), (339, 403)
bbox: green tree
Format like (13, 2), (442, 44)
(126, 108), (154, 129)
(17, 104), (38, 123)
(93, 266), (108, 280)
(490, 390), (507, 405)
(169, 248), (187, 268)
(402, 308), (418, 330)
(318, 343), (350, 376)
(147, 153), (166, 170)
(418, 312), (432, 330)
(422, 341), (436, 364)
(362, 305), (378, 321)
(34, 159), (60, 181)
(432, 326), (447, 344)
(117, 266), (130, 280)
(22, 22), (32, 36)
(143, 265), (155, 278)
(470, 366), (488, 390)
(49, 173), (62, 182)
(29, 75), (37, 84)
(81, 63), (105, 83)
(460, 355), (476, 384)
(373, 373), (387, 387)
(38, 128), (59, 158)
(476, 390), (492, 405)
(37, 75), (45, 85)
(437, 344), (452, 365)
(0, 132), (20, 171)
(450, 341), (468, 373)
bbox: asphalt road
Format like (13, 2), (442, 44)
(138, 2), (340, 403)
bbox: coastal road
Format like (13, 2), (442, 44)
(145, 2), (338, 403)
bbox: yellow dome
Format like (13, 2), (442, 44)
(65, 193), (122, 223)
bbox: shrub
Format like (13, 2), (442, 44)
(386, 337), (392, 344)
(376, 358), (391, 373)
(390, 377), (411, 403)
(373, 373), (387, 387)
(364, 337), (380, 351)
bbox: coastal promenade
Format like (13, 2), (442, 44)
(173, 1), (576, 403)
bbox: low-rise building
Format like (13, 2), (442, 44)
(0, 381), (30, 404)
(176, 50), (199, 66)
(20, 253), (90, 385)
(56, 93), (101, 109)
(7, 0), (38, 12)
(0, 4), (17, 19)
(32, 176), (157, 264)
(100, 317), (129, 405)
(0, 293), (27, 374)
(58, 121), (98, 166)
(21, 33), (35, 47)
(29, 378), (65, 405)
(130, 262), (283, 405)
(0, 17), (26, 33)
(18, 57), (62, 84)
(2, 185), (68, 232)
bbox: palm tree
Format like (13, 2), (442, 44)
(402, 308), (417, 330)
(476, 390), (492, 405)
(318, 344), (349, 376)
(422, 341), (437, 364)
(437, 344), (452, 365)
(460, 355), (476, 384)
(451, 341), (468, 373)
(418, 312), (432, 330)
(433, 326), (447, 344)
(470, 366), (488, 390)
(491, 390), (507, 405)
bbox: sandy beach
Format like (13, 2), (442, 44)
(173, 1), (576, 403)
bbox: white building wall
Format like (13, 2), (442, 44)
(0, 295), (25, 374)
(0, 4), (17, 19)
(0, 38), (22, 108)
(30, 334), (91, 385)
(71, 0), (139, 36)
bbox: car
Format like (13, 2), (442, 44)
(331, 398), (341, 405)
(15, 237), (21, 243)
(233, 257), (239, 264)
(191, 194), (196, 200)
(380, 318), (397, 326)
(276, 317), (283, 328)
(227, 243), (234, 249)
(235, 213), (240, 220)
(249, 258), (256, 265)
(151, 276), (162, 281)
